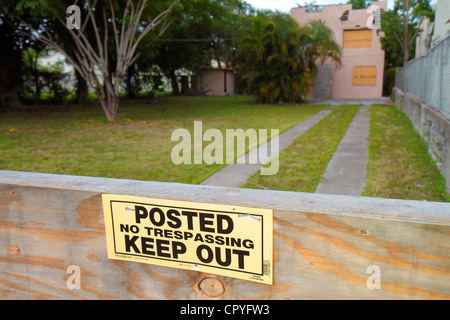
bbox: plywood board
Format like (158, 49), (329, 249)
(353, 66), (377, 86)
(343, 29), (372, 49)
(0, 171), (449, 300)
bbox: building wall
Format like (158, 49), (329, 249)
(195, 69), (235, 96)
(416, 14), (435, 58)
(291, 1), (386, 99)
(416, 0), (450, 58)
(433, 0), (450, 46)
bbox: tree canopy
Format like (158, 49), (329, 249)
(1, 0), (349, 116)
(1, 0), (179, 120)
(346, 0), (373, 9)
(380, 0), (434, 67)
(233, 11), (341, 104)
(151, 0), (250, 95)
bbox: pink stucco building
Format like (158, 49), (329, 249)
(291, 1), (386, 99)
(194, 68), (235, 96)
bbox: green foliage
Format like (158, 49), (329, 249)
(380, 0), (434, 67)
(233, 12), (341, 104)
(2, 0), (179, 120)
(383, 67), (399, 96)
(346, 0), (372, 9)
(243, 105), (360, 192)
(3, 0), (65, 17)
(0, 15), (24, 111)
(381, 9), (415, 67)
(302, 1), (323, 13)
(363, 105), (448, 202)
(150, 0), (250, 94)
(21, 50), (70, 105)
(0, 96), (324, 184)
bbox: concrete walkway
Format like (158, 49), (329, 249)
(200, 102), (374, 196)
(310, 97), (390, 106)
(200, 109), (332, 187)
(315, 106), (370, 196)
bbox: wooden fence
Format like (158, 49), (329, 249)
(0, 170), (449, 299)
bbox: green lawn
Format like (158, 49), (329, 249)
(362, 105), (449, 202)
(1, 98), (447, 201)
(242, 105), (360, 192)
(244, 103), (448, 202)
(0, 96), (324, 184)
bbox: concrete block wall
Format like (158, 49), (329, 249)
(392, 87), (450, 192)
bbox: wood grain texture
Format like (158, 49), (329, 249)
(0, 171), (449, 300)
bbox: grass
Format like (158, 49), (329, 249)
(362, 105), (449, 202)
(0, 95), (324, 184)
(244, 104), (449, 202)
(1, 97), (447, 202)
(242, 105), (360, 192)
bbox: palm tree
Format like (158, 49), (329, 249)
(302, 20), (342, 66)
(234, 13), (341, 103)
(297, 19), (342, 85)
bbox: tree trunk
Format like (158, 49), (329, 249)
(169, 70), (180, 95)
(96, 87), (121, 121)
(0, 89), (23, 111)
(33, 71), (40, 104)
(14, 0), (177, 121)
(126, 64), (139, 99)
(102, 98), (121, 121)
(75, 70), (89, 104)
(403, 46), (409, 66)
(403, 0), (409, 67)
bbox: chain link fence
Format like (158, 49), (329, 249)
(396, 34), (450, 116)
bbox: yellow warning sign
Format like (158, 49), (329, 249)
(102, 194), (274, 284)
(352, 66), (377, 85)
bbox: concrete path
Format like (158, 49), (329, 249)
(310, 97), (390, 106)
(315, 106), (370, 196)
(200, 109), (332, 187)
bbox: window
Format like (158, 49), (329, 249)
(352, 66), (377, 86)
(343, 29), (372, 49)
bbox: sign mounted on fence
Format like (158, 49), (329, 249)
(102, 194), (274, 284)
